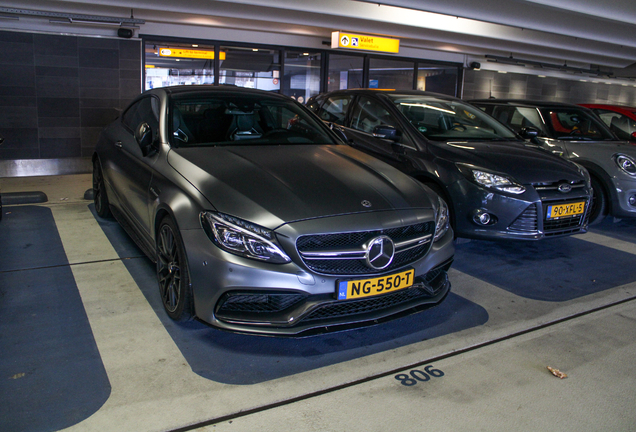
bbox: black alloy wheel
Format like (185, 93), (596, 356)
(156, 216), (193, 321)
(588, 177), (608, 225)
(93, 159), (112, 218)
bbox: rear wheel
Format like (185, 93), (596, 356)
(93, 159), (111, 218)
(156, 216), (194, 321)
(588, 177), (607, 225)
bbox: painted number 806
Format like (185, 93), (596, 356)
(395, 365), (444, 386)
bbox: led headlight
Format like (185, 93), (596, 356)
(201, 212), (291, 263)
(434, 195), (450, 242)
(614, 154), (636, 177)
(457, 163), (525, 194)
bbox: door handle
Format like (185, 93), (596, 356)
(114, 141), (123, 148)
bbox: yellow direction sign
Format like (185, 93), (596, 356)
(158, 48), (226, 60)
(331, 31), (399, 54)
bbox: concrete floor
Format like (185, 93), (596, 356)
(1, 174), (635, 432)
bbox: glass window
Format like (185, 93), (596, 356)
(282, 51), (321, 104)
(539, 108), (614, 140)
(368, 58), (414, 90)
(595, 109), (636, 141)
(388, 94), (517, 141)
(144, 41), (216, 89)
(417, 63), (459, 96)
(220, 46), (280, 91)
(317, 96), (353, 125)
(169, 93), (337, 147)
(491, 106), (548, 135)
(350, 96), (397, 133)
(122, 96), (159, 132)
(328, 54), (364, 91)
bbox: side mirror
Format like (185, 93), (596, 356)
(135, 122), (155, 156)
(373, 125), (401, 142)
(328, 123), (351, 144)
(519, 127), (539, 139)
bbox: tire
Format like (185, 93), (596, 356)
(93, 159), (112, 218)
(588, 176), (608, 226)
(156, 216), (194, 321)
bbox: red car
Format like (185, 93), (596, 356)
(580, 104), (636, 144)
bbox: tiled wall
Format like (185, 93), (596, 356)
(0, 31), (141, 161)
(462, 69), (636, 105)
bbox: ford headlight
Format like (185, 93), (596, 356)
(434, 195), (450, 242)
(457, 163), (525, 194)
(201, 212), (291, 263)
(614, 154), (636, 177)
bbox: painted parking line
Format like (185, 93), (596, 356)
(196, 299), (636, 432)
(41, 201), (636, 432)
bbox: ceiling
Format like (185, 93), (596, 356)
(3, 0), (636, 79)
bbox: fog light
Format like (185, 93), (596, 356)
(629, 194), (636, 206)
(472, 210), (497, 226)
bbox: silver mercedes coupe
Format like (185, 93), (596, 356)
(92, 86), (454, 335)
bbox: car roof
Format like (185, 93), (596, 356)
(147, 85), (293, 101)
(319, 88), (462, 101)
(469, 99), (588, 109)
(580, 104), (636, 112)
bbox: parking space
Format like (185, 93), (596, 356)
(1, 175), (636, 432)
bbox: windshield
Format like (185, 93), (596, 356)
(170, 93), (338, 147)
(388, 95), (518, 141)
(539, 107), (615, 141)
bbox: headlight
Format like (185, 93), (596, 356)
(434, 195), (450, 242)
(200, 212), (291, 264)
(457, 163), (525, 194)
(614, 154), (636, 176)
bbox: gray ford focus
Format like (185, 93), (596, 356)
(93, 86), (454, 335)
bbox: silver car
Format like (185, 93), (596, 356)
(471, 100), (636, 224)
(93, 86), (454, 335)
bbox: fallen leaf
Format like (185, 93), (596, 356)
(547, 366), (567, 379)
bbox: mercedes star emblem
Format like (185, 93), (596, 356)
(365, 236), (395, 270)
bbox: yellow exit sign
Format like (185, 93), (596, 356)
(158, 48), (226, 60)
(331, 31), (400, 54)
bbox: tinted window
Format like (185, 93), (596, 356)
(491, 106), (548, 135)
(595, 109), (636, 141)
(170, 93), (337, 147)
(350, 96), (397, 133)
(122, 97), (159, 132)
(539, 108), (614, 140)
(388, 95), (517, 141)
(317, 96), (352, 125)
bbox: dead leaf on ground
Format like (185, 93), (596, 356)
(547, 366), (567, 379)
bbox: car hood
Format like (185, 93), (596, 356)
(434, 140), (585, 184)
(168, 145), (434, 229)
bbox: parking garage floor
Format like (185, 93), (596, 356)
(1, 174), (635, 432)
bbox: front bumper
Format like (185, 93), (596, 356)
(182, 209), (455, 335)
(451, 180), (591, 240)
(610, 177), (636, 219)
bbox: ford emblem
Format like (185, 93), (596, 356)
(557, 183), (572, 193)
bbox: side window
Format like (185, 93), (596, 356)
(350, 96), (396, 133)
(317, 96), (351, 125)
(122, 97), (159, 133)
(596, 109), (634, 141)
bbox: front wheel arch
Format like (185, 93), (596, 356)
(415, 177), (456, 232)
